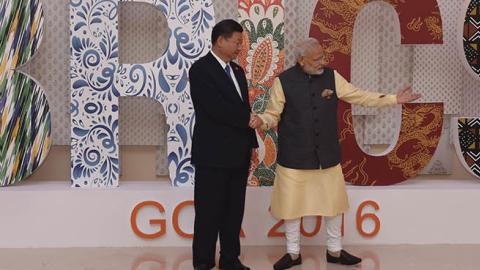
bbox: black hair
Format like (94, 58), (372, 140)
(211, 19), (243, 45)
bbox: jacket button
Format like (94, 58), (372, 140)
(313, 106), (317, 110)
(315, 132), (319, 136)
(314, 119), (319, 123)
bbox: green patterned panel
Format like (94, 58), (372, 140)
(0, 0), (51, 186)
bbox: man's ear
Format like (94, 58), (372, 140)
(298, 56), (305, 67)
(216, 36), (225, 48)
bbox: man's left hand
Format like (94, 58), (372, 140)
(396, 86), (421, 104)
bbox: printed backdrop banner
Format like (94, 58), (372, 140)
(237, 0), (285, 186)
(70, 0), (214, 187)
(454, 117), (480, 179)
(309, 0), (444, 185)
(0, 0), (51, 187)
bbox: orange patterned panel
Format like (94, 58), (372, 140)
(238, 0), (285, 186)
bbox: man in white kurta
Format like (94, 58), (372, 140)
(249, 38), (420, 269)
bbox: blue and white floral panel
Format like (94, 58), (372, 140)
(70, 0), (214, 187)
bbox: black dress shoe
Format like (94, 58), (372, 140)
(194, 264), (211, 270)
(219, 257), (250, 270)
(326, 250), (362, 265)
(273, 253), (302, 270)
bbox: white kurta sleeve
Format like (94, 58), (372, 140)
(334, 70), (397, 107)
(257, 77), (286, 129)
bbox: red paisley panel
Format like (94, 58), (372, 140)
(309, 0), (444, 185)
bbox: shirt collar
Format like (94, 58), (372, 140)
(211, 50), (229, 69)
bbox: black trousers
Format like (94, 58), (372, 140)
(192, 166), (249, 268)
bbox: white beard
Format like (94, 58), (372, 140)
(303, 66), (324, 75)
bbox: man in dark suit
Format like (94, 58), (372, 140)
(189, 19), (259, 270)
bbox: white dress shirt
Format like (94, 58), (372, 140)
(211, 51), (243, 101)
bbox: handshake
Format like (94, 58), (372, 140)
(249, 112), (263, 129)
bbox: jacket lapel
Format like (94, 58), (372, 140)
(206, 53), (245, 104)
(231, 63), (249, 105)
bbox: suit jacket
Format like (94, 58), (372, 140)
(189, 52), (258, 169)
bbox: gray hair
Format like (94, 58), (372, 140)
(294, 38), (320, 60)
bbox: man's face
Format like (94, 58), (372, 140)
(217, 32), (244, 62)
(299, 45), (327, 75)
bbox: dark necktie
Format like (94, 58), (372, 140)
(224, 64), (243, 101)
(224, 64), (233, 81)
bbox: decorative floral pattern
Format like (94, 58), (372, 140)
(237, 0), (284, 186)
(0, 0), (51, 186)
(70, 0), (214, 187)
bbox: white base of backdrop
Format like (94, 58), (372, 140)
(0, 179), (479, 248)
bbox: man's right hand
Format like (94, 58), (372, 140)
(249, 113), (263, 129)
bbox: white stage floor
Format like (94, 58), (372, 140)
(0, 245), (476, 270)
(1, 179), (480, 248)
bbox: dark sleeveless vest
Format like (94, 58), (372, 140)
(277, 65), (340, 169)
